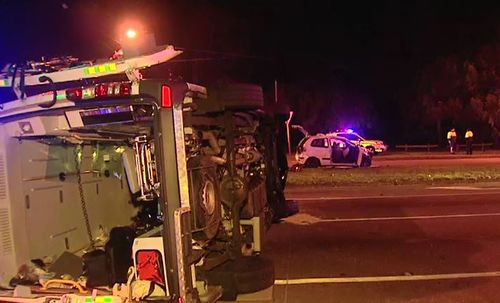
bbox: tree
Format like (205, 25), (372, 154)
(416, 42), (500, 144)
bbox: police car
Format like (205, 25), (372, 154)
(332, 130), (388, 154)
(295, 133), (372, 168)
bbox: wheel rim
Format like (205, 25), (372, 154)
(202, 179), (217, 216)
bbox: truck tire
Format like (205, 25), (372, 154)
(217, 84), (265, 109)
(202, 256), (274, 301)
(188, 156), (222, 240)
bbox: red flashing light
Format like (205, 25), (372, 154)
(95, 84), (109, 97)
(161, 85), (172, 108)
(120, 82), (132, 96)
(66, 88), (83, 101)
(65, 81), (132, 101)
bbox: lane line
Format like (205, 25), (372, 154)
(286, 191), (500, 201)
(275, 271), (500, 285)
(428, 186), (500, 191)
(320, 212), (500, 223)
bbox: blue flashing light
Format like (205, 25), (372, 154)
(346, 129), (354, 134)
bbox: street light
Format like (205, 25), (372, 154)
(115, 20), (156, 57)
(125, 28), (138, 39)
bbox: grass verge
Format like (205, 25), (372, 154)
(287, 165), (500, 186)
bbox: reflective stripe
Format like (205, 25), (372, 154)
(0, 79), (9, 87)
(84, 63), (118, 75)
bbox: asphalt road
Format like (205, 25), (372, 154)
(265, 183), (500, 303)
(373, 156), (500, 168)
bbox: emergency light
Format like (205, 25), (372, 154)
(66, 82), (132, 101)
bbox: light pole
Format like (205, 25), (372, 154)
(286, 111), (294, 155)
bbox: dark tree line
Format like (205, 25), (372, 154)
(415, 40), (499, 145)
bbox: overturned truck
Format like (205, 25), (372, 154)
(0, 45), (290, 302)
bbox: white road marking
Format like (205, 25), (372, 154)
(275, 271), (500, 285)
(283, 212), (500, 225)
(320, 212), (500, 223)
(428, 186), (500, 191)
(287, 191), (500, 201)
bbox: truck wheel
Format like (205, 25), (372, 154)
(188, 156), (222, 239)
(304, 157), (320, 168)
(217, 84), (265, 109)
(202, 256), (274, 301)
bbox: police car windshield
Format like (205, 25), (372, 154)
(340, 133), (362, 141)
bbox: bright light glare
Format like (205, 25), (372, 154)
(126, 29), (137, 39)
(346, 128), (354, 134)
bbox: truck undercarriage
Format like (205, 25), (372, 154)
(0, 46), (291, 302)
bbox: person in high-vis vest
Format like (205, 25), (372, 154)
(465, 129), (474, 155)
(447, 128), (457, 154)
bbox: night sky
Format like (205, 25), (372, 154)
(1, 0), (499, 142)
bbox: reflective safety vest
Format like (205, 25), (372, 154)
(447, 131), (457, 139)
(465, 130), (474, 139)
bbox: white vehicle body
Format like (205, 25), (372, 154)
(0, 44), (280, 302)
(295, 133), (372, 167)
(0, 47), (185, 287)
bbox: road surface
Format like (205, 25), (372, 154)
(265, 183), (500, 302)
(373, 156), (500, 168)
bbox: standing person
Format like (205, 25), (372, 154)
(465, 128), (474, 155)
(447, 128), (457, 154)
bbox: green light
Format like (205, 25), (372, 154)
(57, 93), (66, 100)
(0, 79), (9, 87)
(94, 296), (112, 303)
(83, 90), (93, 98)
(85, 298), (93, 303)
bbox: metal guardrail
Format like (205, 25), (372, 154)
(395, 143), (494, 152)
(394, 144), (439, 152)
(458, 143), (494, 152)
